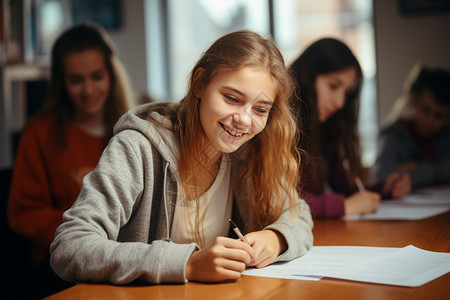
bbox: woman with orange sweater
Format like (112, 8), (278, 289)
(7, 23), (134, 298)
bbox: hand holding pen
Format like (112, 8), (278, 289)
(342, 161), (380, 215)
(344, 191), (381, 215)
(185, 221), (257, 282)
(230, 219), (289, 269)
(344, 175), (381, 215)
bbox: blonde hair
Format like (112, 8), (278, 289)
(178, 30), (299, 231)
(149, 30), (300, 245)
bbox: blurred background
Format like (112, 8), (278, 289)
(1, 0), (450, 169)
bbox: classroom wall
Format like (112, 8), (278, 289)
(374, 0), (450, 125)
(108, 0), (147, 102)
(110, 0), (450, 123)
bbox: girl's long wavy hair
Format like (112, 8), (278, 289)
(289, 38), (363, 193)
(40, 22), (134, 148)
(154, 30), (300, 233)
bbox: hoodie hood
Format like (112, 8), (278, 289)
(114, 102), (180, 175)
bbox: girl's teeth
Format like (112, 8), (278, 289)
(223, 125), (243, 137)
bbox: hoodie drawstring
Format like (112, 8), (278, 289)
(163, 161), (170, 241)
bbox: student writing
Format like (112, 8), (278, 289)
(50, 30), (314, 284)
(372, 65), (450, 188)
(289, 38), (411, 218)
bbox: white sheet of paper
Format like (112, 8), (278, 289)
(343, 203), (450, 221)
(343, 185), (450, 221)
(242, 245), (450, 287)
(243, 246), (394, 281)
(399, 185), (450, 205)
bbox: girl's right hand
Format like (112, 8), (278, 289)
(185, 236), (257, 282)
(344, 191), (381, 215)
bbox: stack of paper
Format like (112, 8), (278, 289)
(242, 245), (450, 287)
(343, 204), (450, 221)
(343, 185), (450, 221)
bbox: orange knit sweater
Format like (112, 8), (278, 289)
(7, 116), (105, 264)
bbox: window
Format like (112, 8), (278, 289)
(146, 0), (377, 167)
(146, 0), (269, 102)
(273, 0), (377, 166)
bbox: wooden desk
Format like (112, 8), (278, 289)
(45, 211), (450, 300)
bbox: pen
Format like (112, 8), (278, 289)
(353, 175), (366, 192)
(229, 219), (251, 246)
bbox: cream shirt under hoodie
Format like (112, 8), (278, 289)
(171, 154), (233, 246)
(50, 102), (314, 285)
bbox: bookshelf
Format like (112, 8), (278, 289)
(0, 64), (49, 168)
(0, 0), (123, 168)
(1, 0), (51, 168)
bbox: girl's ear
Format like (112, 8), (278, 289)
(193, 68), (205, 98)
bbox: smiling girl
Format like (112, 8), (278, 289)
(7, 23), (134, 297)
(50, 30), (313, 285)
(289, 38), (411, 218)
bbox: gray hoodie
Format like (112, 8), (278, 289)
(50, 103), (313, 285)
(372, 120), (450, 187)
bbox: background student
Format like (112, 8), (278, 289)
(50, 30), (313, 285)
(289, 37), (411, 218)
(372, 65), (450, 188)
(7, 23), (134, 298)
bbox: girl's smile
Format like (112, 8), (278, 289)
(64, 49), (111, 123)
(220, 122), (246, 137)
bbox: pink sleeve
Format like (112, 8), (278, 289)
(302, 191), (346, 218)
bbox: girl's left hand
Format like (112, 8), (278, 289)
(244, 229), (287, 268)
(383, 172), (412, 198)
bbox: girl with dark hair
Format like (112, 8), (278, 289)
(7, 23), (134, 297)
(373, 65), (450, 187)
(49, 30), (313, 285)
(290, 38), (410, 218)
